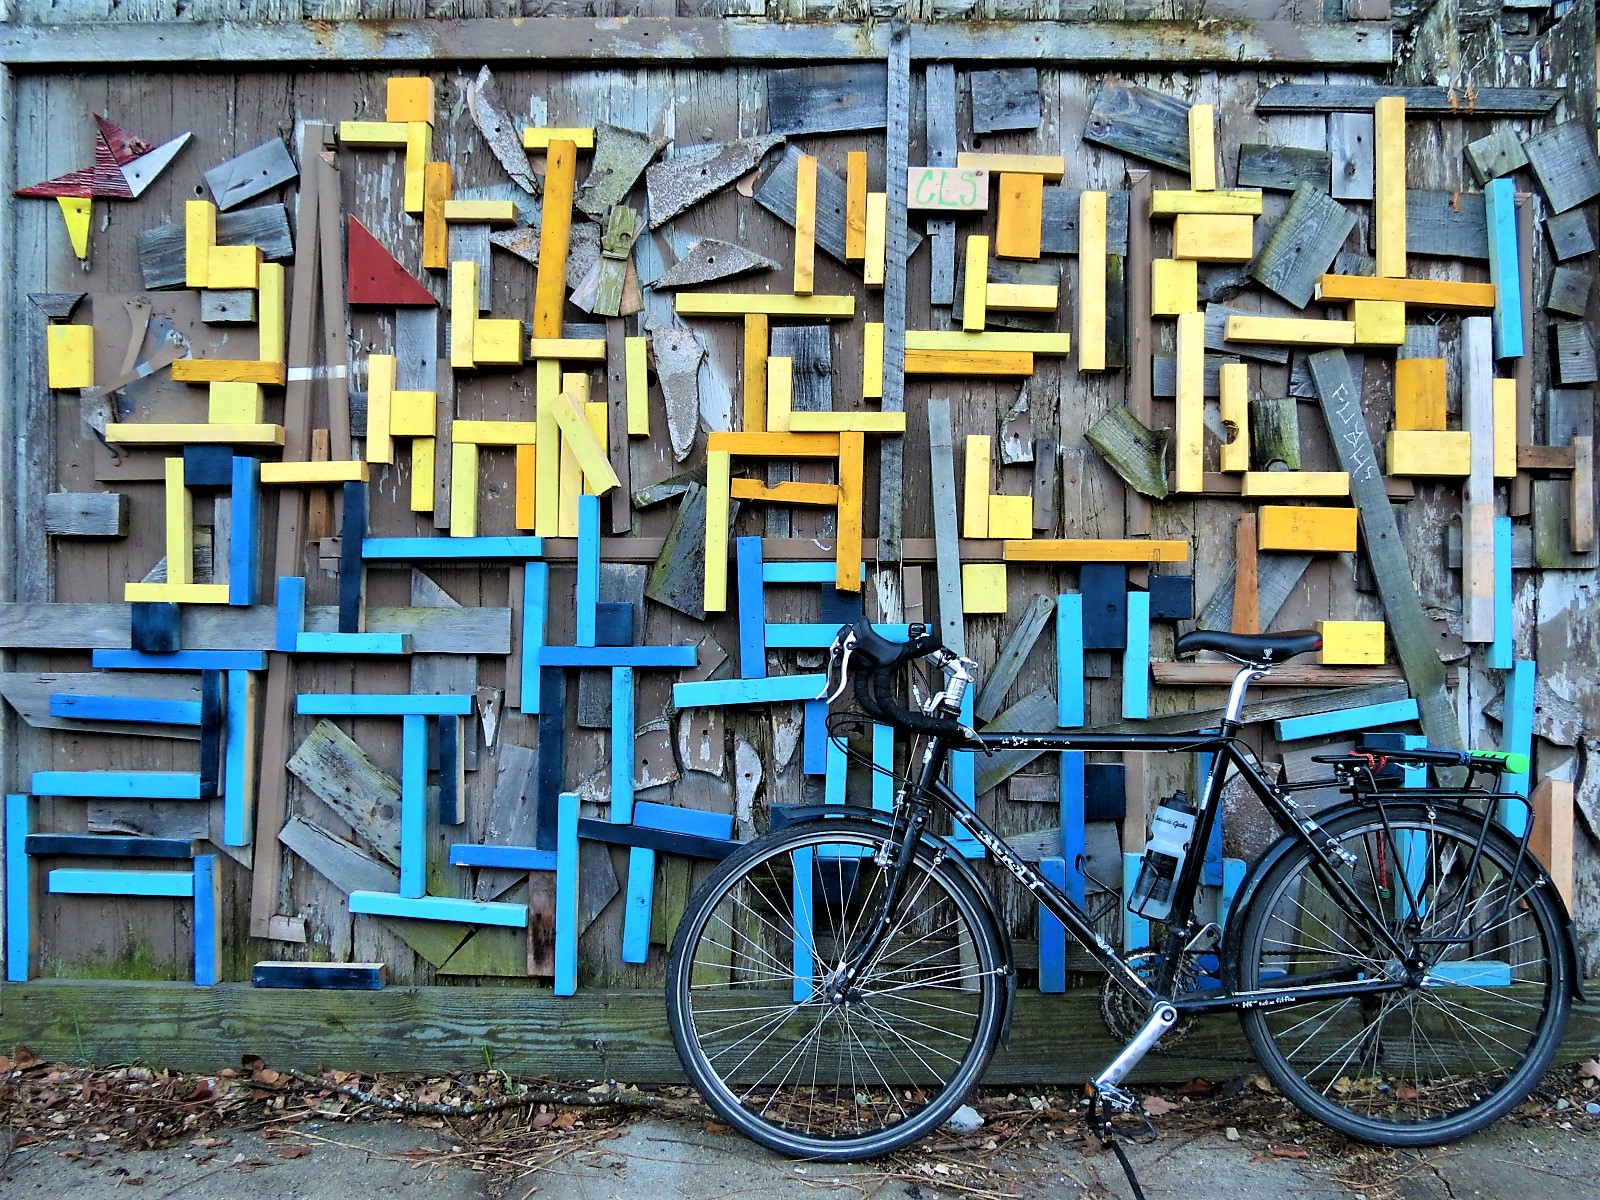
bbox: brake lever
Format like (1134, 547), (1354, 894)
(817, 634), (856, 703)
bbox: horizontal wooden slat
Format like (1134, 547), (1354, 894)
(1257, 83), (1562, 115)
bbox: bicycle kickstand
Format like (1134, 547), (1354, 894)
(1085, 1083), (1156, 1200)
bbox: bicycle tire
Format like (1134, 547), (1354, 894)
(666, 817), (1007, 1160)
(1231, 802), (1571, 1145)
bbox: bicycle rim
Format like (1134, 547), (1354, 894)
(1235, 803), (1570, 1145)
(666, 820), (1005, 1160)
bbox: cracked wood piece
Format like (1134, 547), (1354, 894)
(652, 238), (778, 290)
(1085, 406), (1169, 500)
(647, 134), (782, 229)
(467, 66), (539, 196)
(1250, 183), (1356, 308)
(645, 482), (710, 621)
(651, 324), (704, 462)
(1084, 81), (1190, 173)
(204, 138), (297, 211)
(1250, 397), (1301, 470)
(1236, 143), (1330, 193)
(576, 122), (663, 219)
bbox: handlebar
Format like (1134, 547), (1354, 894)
(821, 620), (980, 745)
(1312, 747), (1531, 776)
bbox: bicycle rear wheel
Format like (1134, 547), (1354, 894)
(666, 818), (1007, 1161)
(1232, 802), (1571, 1145)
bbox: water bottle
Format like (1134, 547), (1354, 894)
(1129, 791), (1198, 921)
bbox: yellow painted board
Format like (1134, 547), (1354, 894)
(987, 494), (1033, 539)
(862, 322), (885, 399)
(514, 443), (538, 530)
(764, 354), (794, 433)
(845, 150), (869, 261)
(863, 192), (887, 289)
(57, 196), (92, 259)
(527, 338), (607, 361)
(674, 293), (855, 318)
(904, 349), (1034, 376)
(171, 359), (287, 386)
(208, 381), (264, 425)
(365, 355), (395, 465)
(1394, 358), (1447, 431)
(449, 442), (479, 538)
(905, 330), (1070, 355)
(1225, 314), (1357, 346)
(386, 76), (435, 124)
(962, 234), (989, 332)
(995, 172), (1045, 259)
(962, 564), (1008, 614)
(442, 200), (519, 224)
(1003, 539), (1190, 564)
(422, 161), (453, 271)
(185, 199), (217, 288)
(549, 384), (621, 495)
(1173, 213), (1254, 262)
(704, 449), (732, 612)
(522, 127), (596, 150)
(1352, 299), (1406, 346)
(410, 437), (435, 512)
(338, 120), (408, 145)
(259, 460), (372, 485)
(985, 282), (1058, 311)
(46, 325), (94, 389)
(1386, 430), (1472, 477)
(473, 318), (525, 366)
(625, 336), (651, 437)
(583, 401), (608, 497)
(788, 410), (908, 434)
(557, 374), (590, 533)
(1239, 471), (1351, 498)
(1174, 311), (1205, 494)
(257, 263), (286, 363)
(208, 244), (261, 290)
(1373, 96), (1407, 278)
(730, 479), (841, 506)
(963, 434), (992, 538)
(449, 260), (479, 368)
(103, 422), (285, 446)
(706, 431), (841, 458)
(741, 315), (768, 434)
(1493, 378), (1518, 479)
(793, 154), (817, 297)
(956, 152), (1065, 179)
(1315, 274), (1495, 309)
(390, 390), (437, 438)
(1077, 189), (1108, 370)
(1218, 360), (1250, 473)
(535, 361), (562, 535)
(124, 583), (231, 604)
(164, 457), (192, 587)
(836, 432), (865, 593)
(1148, 190), (1264, 217)
(1188, 104), (1217, 192)
(1317, 620), (1387, 666)
(1257, 505), (1358, 553)
(451, 419), (540, 445)
(1150, 258), (1199, 317)
(403, 122), (432, 215)
(533, 140), (578, 339)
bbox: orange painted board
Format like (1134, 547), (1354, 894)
(1003, 540), (1189, 563)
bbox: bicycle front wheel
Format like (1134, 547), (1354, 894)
(666, 818), (1007, 1160)
(1232, 802), (1571, 1145)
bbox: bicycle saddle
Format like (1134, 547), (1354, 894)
(1174, 628), (1322, 665)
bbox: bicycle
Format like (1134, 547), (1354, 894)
(665, 620), (1579, 1162)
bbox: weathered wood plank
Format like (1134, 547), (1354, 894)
(1406, 190), (1488, 260)
(1236, 143), (1330, 193)
(924, 62), (957, 308)
(1039, 188), (1129, 255)
(1545, 209), (1596, 262)
(285, 721), (403, 868)
(1084, 81), (1190, 173)
(1258, 84), (1562, 116)
(971, 67), (1041, 134)
(975, 595), (1056, 723)
(137, 204), (293, 290)
(1249, 183), (1356, 308)
(1523, 120), (1600, 214)
(767, 64), (887, 135)
(1328, 111), (1374, 202)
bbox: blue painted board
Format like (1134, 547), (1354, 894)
(48, 868), (195, 897)
(295, 631), (410, 655)
(6, 795), (33, 982)
(763, 562), (864, 585)
(792, 845), (815, 1002)
(1502, 660), (1535, 813)
(1218, 858), (1248, 930)
(399, 713), (428, 898)
(275, 576), (306, 650)
(555, 792), (580, 995)
(1121, 590), (1150, 720)
(92, 649), (267, 672)
(1427, 961), (1513, 988)
(1485, 179), (1524, 360)
(1122, 852), (1150, 952)
(192, 855), (220, 986)
(337, 482), (369, 634)
(253, 962), (386, 989)
(611, 668), (636, 824)
(674, 675), (828, 707)
(634, 801), (735, 840)
(1275, 698), (1421, 741)
(228, 457), (261, 606)
(1038, 857), (1068, 993)
(1056, 594), (1085, 728)
(534, 669), (567, 852)
(448, 844), (558, 871)
(520, 563), (550, 714)
(49, 695), (202, 725)
(824, 726), (848, 803)
(1490, 516), (1513, 669)
(872, 724), (894, 811)
(537, 645), (697, 669)
(31, 771), (202, 800)
(348, 890), (528, 926)
(222, 670), (256, 847)
(297, 693), (474, 716)
(364, 536), (545, 561)
(947, 690), (982, 858)
(620, 847), (655, 965)
(576, 494), (601, 647)
(437, 714), (462, 825)
(802, 698), (828, 776)
(736, 536), (767, 679)
(1059, 751), (1086, 906)
(766, 623), (911, 648)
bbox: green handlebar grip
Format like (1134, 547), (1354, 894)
(1474, 750), (1530, 775)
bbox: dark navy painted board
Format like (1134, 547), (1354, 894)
(252, 962), (387, 990)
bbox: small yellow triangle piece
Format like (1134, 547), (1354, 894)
(57, 196), (92, 259)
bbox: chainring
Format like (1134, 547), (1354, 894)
(1098, 949), (1202, 1047)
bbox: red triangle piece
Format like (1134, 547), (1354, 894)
(347, 216), (437, 308)
(89, 134), (134, 198)
(94, 114), (153, 165)
(15, 168), (98, 198)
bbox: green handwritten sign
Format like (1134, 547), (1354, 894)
(906, 166), (989, 212)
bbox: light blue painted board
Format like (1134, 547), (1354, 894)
(802, 699), (828, 776)
(364, 536), (545, 561)
(31, 771), (201, 800)
(448, 844), (558, 871)
(1056, 594), (1085, 728)
(576, 494), (601, 647)
(947, 690), (982, 857)
(297, 693), (474, 716)
(275, 576), (305, 650)
(1275, 698), (1420, 741)
(555, 792), (580, 995)
(228, 456), (261, 606)
(93, 649), (267, 672)
(1485, 179), (1524, 360)
(1393, 734), (1431, 921)
(398, 714), (428, 898)
(1199, 739), (1223, 887)
(538, 646), (697, 669)
(1121, 590), (1150, 720)
(49, 695), (203, 724)
(1218, 858), (1248, 931)
(673, 674), (828, 707)
(295, 631), (410, 656)
(619, 847), (655, 965)
(521, 562), (549, 714)
(222, 670), (254, 847)
(1122, 852), (1150, 952)
(48, 868), (194, 897)
(1502, 659), (1535, 815)
(792, 845), (815, 1003)
(1490, 515), (1514, 670)
(611, 668), (636, 824)
(872, 724), (894, 811)
(348, 890), (528, 926)
(763, 561), (864, 585)
(824, 724), (848, 803)
(765, 623), (911, 648)
(1060, 751), (1086, 906)
(192, 855), (220, 986)
(736, 536), (766, 679)
(634, 801), (735, 840)
(6, 795), (33, 981)
(1038, 857), (1067, 993)
(1427, 960), (1513, 988)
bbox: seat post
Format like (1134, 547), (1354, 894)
(1221, 663), (1267, 726)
